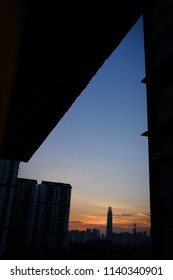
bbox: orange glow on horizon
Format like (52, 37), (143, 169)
(68, 211), (151, 234)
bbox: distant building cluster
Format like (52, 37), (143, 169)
(0, 159), (72, 256)
(112, 228), (150, 248)
(68, 228), (100, 244)
(68, 207), (150, 250)
(68, 227), (150, 249)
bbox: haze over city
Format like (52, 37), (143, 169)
(19, 16), (150, 235)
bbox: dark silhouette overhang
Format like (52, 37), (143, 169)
(0, 0), (145, 162)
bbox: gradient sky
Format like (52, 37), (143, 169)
(19, 16), (151, 235)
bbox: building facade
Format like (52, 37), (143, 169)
(0, 178), (37, 254)
(0, 178), (72, 256)
(0, 159), (20, 254)
(0, 159), (19, 185)
(7, 178), (38, 253)
(32, 181), (72, 251)
(143, 0), (173, 258)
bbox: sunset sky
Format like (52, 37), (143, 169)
(19, 16), (151, 235)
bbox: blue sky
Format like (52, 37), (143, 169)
(19, 16), (150, 234)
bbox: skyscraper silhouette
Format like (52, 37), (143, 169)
(106, 207), (113, 241)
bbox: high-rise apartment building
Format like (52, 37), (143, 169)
(33, 181), (72, 251)
(0, 159), (19, 185)
(7, 178), (38, 252)
(0, 185), (14, 254)
(0, 159), (20, 254)
(0, 178), (37, 254)
(106, 206), (113, 241)
(0, 177), (72, 256)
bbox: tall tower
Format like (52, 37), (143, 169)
(106, 206), (113, 241)
(133, 223), (136, 235)
(133, 223), (137, 246)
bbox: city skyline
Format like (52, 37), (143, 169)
(18, 16), (150, 235)
(68, 205), (150, 235)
